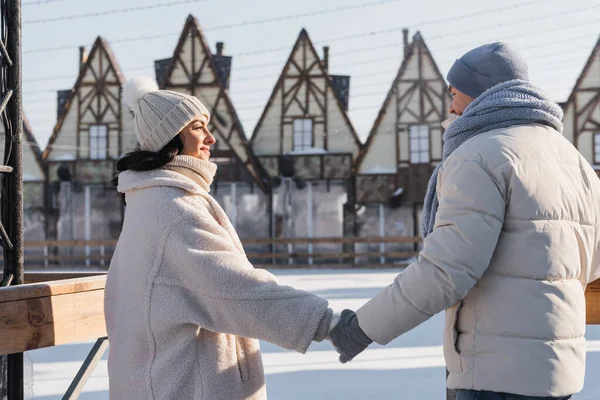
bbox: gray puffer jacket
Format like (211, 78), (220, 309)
(357, 124), (600, 397)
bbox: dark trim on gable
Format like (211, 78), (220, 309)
(250, 29), (363, 162)
(160, 15), (270, 192)
(356, 31), (450, 170)
(42, 37), (125, 161)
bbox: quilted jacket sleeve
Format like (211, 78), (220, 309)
(356, 159), (506, 344)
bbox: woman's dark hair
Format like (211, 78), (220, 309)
(111, 134), (184, 188)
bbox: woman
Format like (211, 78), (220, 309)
(104, 77), (336, 400)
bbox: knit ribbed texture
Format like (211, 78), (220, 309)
(162, 155), (217, 192)
(421, 80), (564, 238)
(328, 309), (372, 364)
(447, 42), (529, 99)
(135, 90), (210, 152)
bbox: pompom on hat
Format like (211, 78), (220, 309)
(122, 77), (210, 152)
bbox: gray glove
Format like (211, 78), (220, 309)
(328, 309), (372, 363)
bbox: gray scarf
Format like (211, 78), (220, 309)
(421, 80), (564, 238)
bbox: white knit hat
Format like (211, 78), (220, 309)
(122, 77), (211, 152)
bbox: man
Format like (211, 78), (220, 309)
(329, 43), (600, 399)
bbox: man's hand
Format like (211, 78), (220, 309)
(327, 309), (373, 363)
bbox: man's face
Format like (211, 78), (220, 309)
(448, 86), (475, 115)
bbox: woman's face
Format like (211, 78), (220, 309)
(179, 115), (216, 161)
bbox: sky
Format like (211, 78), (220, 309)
(21, 0), (600, 147)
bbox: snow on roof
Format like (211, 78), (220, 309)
(23, 172), (43, 182)
(52, 153), (77, 161)
(361, 164), (396, 174)
(286, 147), (328, 155)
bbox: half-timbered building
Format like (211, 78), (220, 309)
(42, 37), (136, 248)
(250, 29), (362, 261)
(355, 30), (451, 254)
(562, 36), (600, 176)
(153, 15), (271, 244)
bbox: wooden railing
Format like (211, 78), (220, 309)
(23, 236), (424, 268)
(0, 277), (107, 399)
(587, 279), (600, 324)
(0, 276), (597, 398)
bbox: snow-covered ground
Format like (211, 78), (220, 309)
(25, 269), (600, 399)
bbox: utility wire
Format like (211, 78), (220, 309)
(23, 0), (558, 54)
(21, 42), (594, 102)
(22, 13), (599, 85)
(21, 45), (593, 116)
(24, 0), (207, 25)
(237, 3), (600, 56)
(23, 0), (65, 6)
(205, 0), (406, 31)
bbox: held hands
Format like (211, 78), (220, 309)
(327, 309), (373, 363)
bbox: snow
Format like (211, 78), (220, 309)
(25, 269), (600, 399)
(23, 173), (41, 182)
(286, 147), (328, 155)
(51, 153), (77, 161)
(393, 187), (404, 196)
(361, 164), (396, 174)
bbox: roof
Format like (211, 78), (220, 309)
(42, 37), (125, 161)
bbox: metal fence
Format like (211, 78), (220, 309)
(0, 0), (23, 398)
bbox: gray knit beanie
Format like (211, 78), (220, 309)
(122, 77), (210, 152)
(447, 42), (529, 99)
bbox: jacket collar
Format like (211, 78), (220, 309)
(117, 157), (217, 195)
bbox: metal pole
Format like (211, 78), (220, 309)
(413, 203), (421, 252)
(69, 182), (74, 253)
(63, 337), (109, 400)
(379, 203), (386, 265)
(230, 183), (237, 230)
(270, 190), (275, 265)
(5, 0), (23, 398)
(284, 179), (293, 265)
(307, 181), (313, 265)
(84, 185), (90, 267)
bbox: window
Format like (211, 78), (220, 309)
(409, 125), (430, 164)
(595, 133), (600, 164)
(89, 125), (107, 160)
(293, 119), (313, 151)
